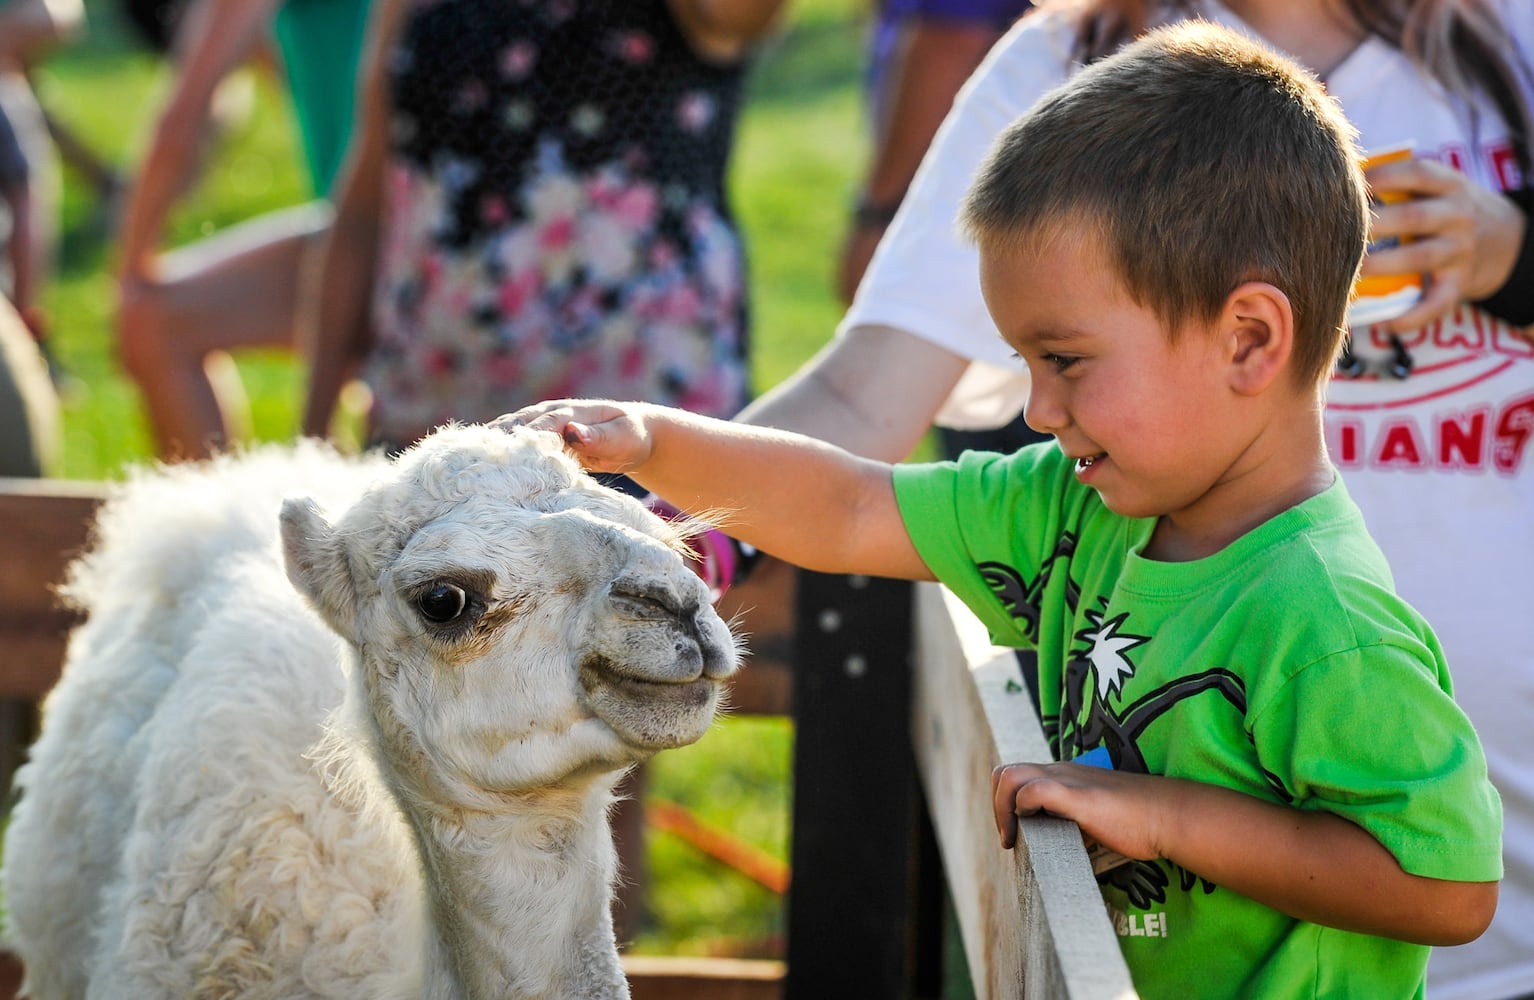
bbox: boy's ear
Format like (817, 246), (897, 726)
(1221, 281), (1294, 395)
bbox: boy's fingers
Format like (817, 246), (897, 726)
(557, 416), (648, 476)
(489, 403), (568, 433)
(992, 763), (1029, 849)
(997, 810), (1018, 850)
(992, 792), (1019, 849)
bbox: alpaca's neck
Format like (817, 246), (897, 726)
(405, 782), (630, 999)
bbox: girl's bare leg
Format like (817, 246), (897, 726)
(117, 200), (332, 459)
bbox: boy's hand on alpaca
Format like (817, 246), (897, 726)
(492, 399), (653, 474)
(991, 761), (1170, 861)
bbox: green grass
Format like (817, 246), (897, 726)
(24, 0), (874, 959)
(637, 716), (795, 956)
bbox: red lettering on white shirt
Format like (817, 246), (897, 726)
(1438, 407), (1491, 469)
(1494, 394), (1534, 475)
(1325, 396), (1534, 476)
(1375, 420), (1429, 469)
(1487, 139), (1523, 191)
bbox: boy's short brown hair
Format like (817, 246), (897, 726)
(961, 20), (1368, 387)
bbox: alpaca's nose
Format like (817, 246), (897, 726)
(615, 538), (711, 609)
(696, 612), (739, 681)
(606, 536), (738, 678)
(602, 577), (737, 682)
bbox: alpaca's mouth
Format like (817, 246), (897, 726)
(578, 655), (722, 749)
(600, 673), (716, 707)
(580, 662), (718, 710)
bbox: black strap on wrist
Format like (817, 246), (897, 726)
(1473, 186), (1534, 326)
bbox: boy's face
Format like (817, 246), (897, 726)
(979, 230), (1255, 524)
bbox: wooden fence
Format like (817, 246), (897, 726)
(0, 476), (1135, 999)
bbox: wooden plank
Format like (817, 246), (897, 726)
(0, 626), (73, 701)
(911, 584), (1137, 1000)
(625, 956), (783, 1000)
(0, 482), (104, 708)
(0, 952), (781, 1000)
(0, 480), (103, 611)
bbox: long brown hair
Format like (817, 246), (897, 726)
(1051, 0), (1533, 176)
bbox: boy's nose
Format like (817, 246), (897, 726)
(1023, 384), (1067, 434)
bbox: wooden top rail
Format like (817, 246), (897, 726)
(911, 583), (1137, 999)
(0, 477), (105, 701)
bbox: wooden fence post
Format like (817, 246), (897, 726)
(911, 583), (1137, 999)
(785, 571), (935, 999)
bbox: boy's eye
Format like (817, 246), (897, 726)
(1043, 353), (1079, 372)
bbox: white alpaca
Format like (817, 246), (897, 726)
(1, 424), (740, 999)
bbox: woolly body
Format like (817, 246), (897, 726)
(2, 425), (739, 999)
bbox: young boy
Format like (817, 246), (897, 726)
(496, 22), (1502, 997)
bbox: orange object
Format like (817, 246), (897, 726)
(646, 798), (791, 895)
(1349, 144), (1423, 327)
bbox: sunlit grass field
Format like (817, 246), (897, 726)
(25, 0), (876, 959)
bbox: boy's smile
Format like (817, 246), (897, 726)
(977, 228), (1331, 560)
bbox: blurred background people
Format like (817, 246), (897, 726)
(114, 0), (369, 459)
(836, 0), (1027, 304)
(839, 0), (1041, 457)
(302, 0), (786, 450)
(0, 0), (83, 355)
(0, 294), (59, 477)
(0, 0), (81, 477)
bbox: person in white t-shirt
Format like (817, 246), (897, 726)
(738, 2), (1534, 997)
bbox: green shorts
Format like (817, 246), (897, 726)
(272, 0), (371, 195)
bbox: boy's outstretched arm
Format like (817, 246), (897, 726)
(497, 399), (934, 581)
(991, 762), (1498, 947)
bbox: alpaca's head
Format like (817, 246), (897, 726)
(279, 424), (740, 807)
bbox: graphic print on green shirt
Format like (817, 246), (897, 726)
(892, 442), (1503, 999)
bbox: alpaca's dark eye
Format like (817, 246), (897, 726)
(416, 583), (467, 623)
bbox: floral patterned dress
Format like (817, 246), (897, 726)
(365, 0), (751, 447)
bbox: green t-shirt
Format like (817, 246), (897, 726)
(894, 443), (1502, 1000)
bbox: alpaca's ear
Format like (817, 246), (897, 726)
(280, 498), (360, 642)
